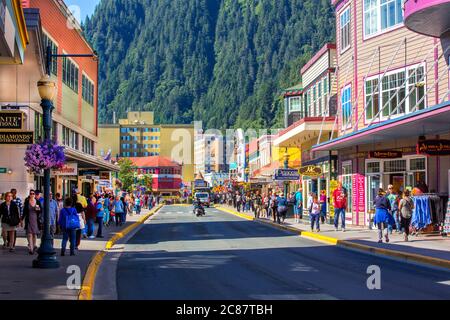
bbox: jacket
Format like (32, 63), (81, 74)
(22, 197), (43, 231)
(85, 202), (98, 220)
(0, 201), (20, 226)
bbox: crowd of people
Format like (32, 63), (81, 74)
(209, 182), (350, 233)
(0, 188), (161, 255)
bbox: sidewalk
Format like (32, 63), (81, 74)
(0, 209), (152, 300)
(216, 205), (450, 269)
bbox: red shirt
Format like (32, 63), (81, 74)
(333, 188), (347, 209)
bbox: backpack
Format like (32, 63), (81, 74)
(401, 198), (413, 219)
(64, 208), (80, 230)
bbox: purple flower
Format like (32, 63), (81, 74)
(24, 140), (66, 174)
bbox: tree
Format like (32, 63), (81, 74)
(142, 173), (153, 192)
(118, 158), (136, 193)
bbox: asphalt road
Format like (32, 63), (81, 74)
(112, 205), (450, 300)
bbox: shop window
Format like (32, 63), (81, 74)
(341, 86), (352, 128)
(364, 0), (403, 38)
(410, 158), (426, 171)
(366, 161), (381, 173)
(384, 159), (406, 173)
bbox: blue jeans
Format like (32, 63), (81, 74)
(393, 210), (401, 232)
(334, 208), (346, 229)
(96, 217), (103, 237)
(87, 218), (95, 237)
(311, 214), (320, 231)
(61, 228), (77, 255)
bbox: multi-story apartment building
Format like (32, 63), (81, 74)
(0, 1), (116, 198)
(98, 111), (195, 183)
(312, 0), (450, 226)
(194, 132), (226, 176)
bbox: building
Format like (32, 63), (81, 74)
(0, 0), (28, 65)
(129, 156), (183, 196)
(98, 111), (195, 183)
(194, 132), (226, 176)
(275, 43), (338, 208)
(0, 1), (116, 199)
(312, 0), (450, 226)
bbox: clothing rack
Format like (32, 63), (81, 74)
(411, 193), (446, 236)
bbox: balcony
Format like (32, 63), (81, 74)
(404, 0), (450, 37)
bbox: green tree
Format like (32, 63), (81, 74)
(118, 158), (136, 193)
(142, 173), (153, 192)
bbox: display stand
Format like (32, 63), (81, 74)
(443, 197), (450, 236)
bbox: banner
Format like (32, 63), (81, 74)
(51, 163), (78, 176)
(417, 139), (450, 156)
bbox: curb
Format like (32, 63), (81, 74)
(215, 206), (450, 271)
(78, 204), (163, 300)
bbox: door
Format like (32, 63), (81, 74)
(391, 174), (405, 193)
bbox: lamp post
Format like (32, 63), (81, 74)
(283, 148), (289, 198)
(33, 75), (59, 269)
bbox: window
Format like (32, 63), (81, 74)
(62, 126), (79, 149)
(341, 86), (352, 128)
(365, 64), (426, 121)
(34, 113), (43, 142)
(367, 161), (381, 173)
(340, 7), (351, 52)
(82, 75), (94, 106)
(318, 80), (322, 116)
(312, 86), (317, 117)
(289, 97), (301, 112)
(43, 33), (58, 76)
(410, 158), (425, 171)
(384, 159), (407, 173)
(62, 57), (79, 93)
(82, 137), (94, 155)
(52, 121), (58, 142)
(364, 0), (403, 38)
(365, 78), (379, 120)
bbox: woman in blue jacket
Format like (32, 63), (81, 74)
(373, 188), (395, 243)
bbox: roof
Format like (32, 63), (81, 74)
(283, 83), (303, 97)
(129, 156), (181, 168)
(301, 43), (336, 75)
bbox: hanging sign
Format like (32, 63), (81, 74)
(299, 165), (322, 177)
(273, 169), (300, 181)
(0, 111), (24, 130)
(51, 162), (78, 176)
(368, 151), (403, 159)
(417, 139), (450, 156)
(0, 131), (33, 144)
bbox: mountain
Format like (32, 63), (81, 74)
(83, 0), (335, 130)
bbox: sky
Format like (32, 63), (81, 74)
(64, 0), (101, 23)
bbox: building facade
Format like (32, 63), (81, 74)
(312, 0), (450, 226)
(194, 132), (226, 176)
(98, 111), (195, 183)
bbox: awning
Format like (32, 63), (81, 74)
(65, 148), (119, 172)
(274, 117), (336, 147)
(312, 101), (450, 152)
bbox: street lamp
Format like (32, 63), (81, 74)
(33, 75), (59, 269)
(245, 167), (250, 183)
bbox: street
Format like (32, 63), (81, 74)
(98, 205), (450, 300)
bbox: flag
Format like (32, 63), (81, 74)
(104, 149), (112, 161)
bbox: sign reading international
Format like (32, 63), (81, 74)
(0, 112), (23, 130)
(0, 131), (33, 144)
(274, 169), (300, 181)
(417, 139), (450, 156)
(299, 165), (322, 177)
(368, 151), (403, 159)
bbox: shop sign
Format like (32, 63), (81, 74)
(51, 163), (78, 176)
(299, 165), (322, 177)
(417, 139), (450, 156)
(352, 174), (365, 214)
(368, 151), (403, 159)
(273, 169), (300, 181)
(0, 111), (24, 130)
(79, 169), (100, 176)
(100, 171), (110, 180)
(194, 180), (208, 188)
(0, 131), (34, 144)
(0, 167), (7, 174)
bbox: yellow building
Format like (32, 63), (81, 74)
(98, 111), (195, 183)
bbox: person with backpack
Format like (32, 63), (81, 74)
(373, 188), (392, 243)
(0, 192), (21, 252)
(270, 192), (278, 223)
(276, 193), (288, 224)
(254, 191), (263, 219)
(59, 197), (80, 256)
(294, 188), (303, 223)
(398, 189), (414, 242)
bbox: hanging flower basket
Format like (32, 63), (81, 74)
(24, 140), (65, 174)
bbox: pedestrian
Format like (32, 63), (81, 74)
(0, 192), (21, 252)
(373, 188), (393, 243)
(332, 182), (347, 232)
(254, 191), (262, 219)
(22, 190), (43, 255)
(320, 190), (327, 224)
(75, 189), (88, 209)
(85, 196), (98, 239)
(55, 193), (64, 235)
(307, 192), (314, 215)
(310, 196), (321, 232)
(49, 192), (58, 239)
(103, 194), (111, 227)
(398, 189), (414, 242)
(294, 188), (303, 223)
(74, 202), (86, 250)
(386, 185), (398, 234)
(135, 196), (141, 215)
(270, 192), (278, 223)
(276, 193), (288, 224)
(58, 197), (79, 256)
(96, 197), (104, 238)
(236, 193), (242, 212)
(8, 188), (22, 249)
(112, 196), (125, 226)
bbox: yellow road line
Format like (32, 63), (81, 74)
(78, 204), (163, 300)
(216, 206), (450, 270)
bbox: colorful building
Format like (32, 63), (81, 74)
(194, 132), (227, 176)
(0, 1), (116, 199)
(98, 111), (195, 183)
(129, 156), (183, 196)
(311, 0), (450, 226)
(275, 43), (338, 206)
